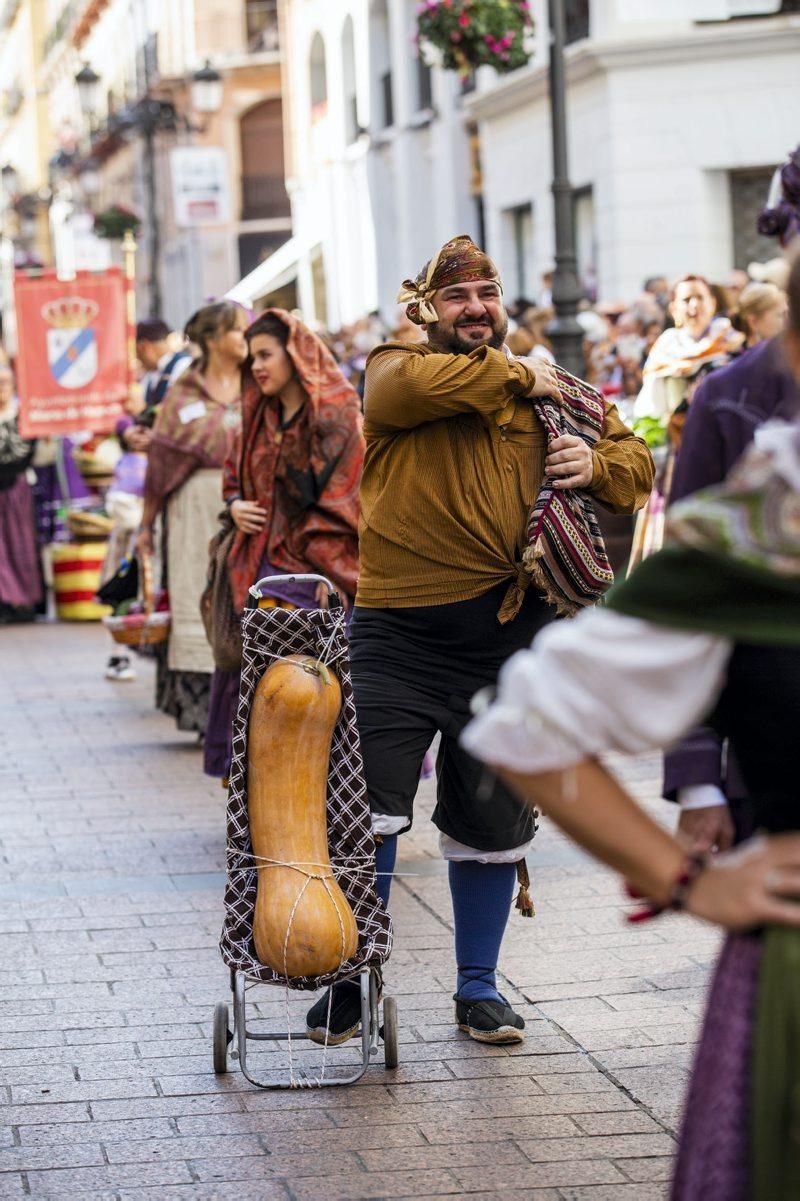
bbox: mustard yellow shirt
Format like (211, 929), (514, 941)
(357, 342), (654, 610)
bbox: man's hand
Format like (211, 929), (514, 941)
(123, 425), (152, 453)
(524, 357), (562, 402)
(545, 434), (594, 489)
(678, 805), (735, 854)
(230, 499), (268, 534)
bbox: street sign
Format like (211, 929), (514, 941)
(170, 145), (232, 227)
(14, 269), (129, 437)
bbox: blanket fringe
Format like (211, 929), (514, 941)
(521, 540), (580, 618)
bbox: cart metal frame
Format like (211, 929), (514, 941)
(212, 574), (398, 1089)
(213, 966), (398, 1087)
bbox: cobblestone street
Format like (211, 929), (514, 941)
(0, 622), (722, 1200)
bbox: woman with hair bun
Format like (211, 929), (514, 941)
(731, 281), (788, 348)
(137, 301), (249, 735)
(203, 308), (363, 778)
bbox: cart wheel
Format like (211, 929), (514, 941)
(382, 996), (399, 1069)
(213, 1002), (231, 1074)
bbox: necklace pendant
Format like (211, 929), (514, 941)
(274, 431), (283, 445)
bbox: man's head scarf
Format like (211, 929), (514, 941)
(396, 234), (502, 325)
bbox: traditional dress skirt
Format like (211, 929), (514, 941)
(156, 468), (222, 734)
(672, 927), (800, 1201)
(0, 474), (43, 611)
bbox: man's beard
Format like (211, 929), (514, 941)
(427, 312), (509, 355)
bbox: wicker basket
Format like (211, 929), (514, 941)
(102, 555), (171, 647)
(66, 510), (113, 541)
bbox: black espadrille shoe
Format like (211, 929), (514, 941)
(305, 980), (362, 1046)
(454, 994), (525, 1045)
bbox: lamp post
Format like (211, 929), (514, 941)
(75, 63), (101, 130)
(546, 0), (585, 378)
(74, 60), (223, 317)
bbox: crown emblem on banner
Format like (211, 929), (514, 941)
(40, 297), (100, 329)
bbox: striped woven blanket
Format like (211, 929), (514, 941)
(523, 367), (614, 616)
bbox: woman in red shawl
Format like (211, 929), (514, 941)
(203, 310), (363, 778)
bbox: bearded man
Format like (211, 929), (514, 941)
(307, 236), (654, 1046)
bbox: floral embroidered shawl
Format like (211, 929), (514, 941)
(223, 311), (364, 610)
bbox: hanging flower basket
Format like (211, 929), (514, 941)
(416, 0), (534, 76)
(93, 205), (141, 241)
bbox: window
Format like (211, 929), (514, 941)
(564, 0), (590, 44)
(572, 185), (596, 300)
(697, 0), (799, 20)
(342, 15), (359, 143)
(245, 0), (280, 52)
(414, 53), (433, 112)
(309, 32), (328, 121)
(238, 232), (291, 282)
(370, 0), (394, 130)
(730, 168), (780, 268)
(239, 99), (291, 221)
(504, 203), (535, 300)
(409, 3), (433, 113)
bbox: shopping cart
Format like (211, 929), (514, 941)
(212, 574), (397, 1088)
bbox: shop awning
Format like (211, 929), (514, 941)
(226, 235), (317, 307)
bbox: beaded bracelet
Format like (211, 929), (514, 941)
(625, 852), (709, 924)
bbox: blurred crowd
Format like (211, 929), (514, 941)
(0, 252), (792, 632)
(320, 256), (789, 428)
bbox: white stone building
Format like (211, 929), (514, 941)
(233, 0), (800, 324)
(465, 0), (800, 303)
(232, 0), (481, 327)
(1, 0), (290, 330)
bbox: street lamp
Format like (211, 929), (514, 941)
(73, 60), (223, 316)
(75, 62), (101, 124)
(78, 157), (101, 199)
(546, 0), (585, 378)
(190, 60), (224, 116)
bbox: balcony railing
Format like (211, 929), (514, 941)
(241, 173), (291, 221)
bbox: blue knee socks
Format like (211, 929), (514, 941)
(374, 833), (397, 907)
(449, 860), (516, 1003)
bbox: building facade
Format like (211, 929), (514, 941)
(465, 0), (800, 302)
(1, 0), (291, 333)
(232, 0), (480, 328)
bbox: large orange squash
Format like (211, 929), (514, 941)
(247, 655), (359, 977)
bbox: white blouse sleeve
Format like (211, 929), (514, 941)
(461, 608), (732, 774)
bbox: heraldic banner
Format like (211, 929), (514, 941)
(15, 269), (129, 438)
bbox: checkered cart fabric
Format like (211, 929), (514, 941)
(219, 604), (393, 989)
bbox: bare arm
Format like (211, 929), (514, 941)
(496, 758), (800, 931)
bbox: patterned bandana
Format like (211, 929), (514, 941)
(396, 234), (502, 325)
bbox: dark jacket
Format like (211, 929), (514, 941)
(663, 338), (799, 805)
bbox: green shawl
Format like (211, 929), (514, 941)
(606, 424), (800, 643)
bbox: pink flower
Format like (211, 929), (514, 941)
(450, 29), (461, 40)
(458, 11), (470, 26)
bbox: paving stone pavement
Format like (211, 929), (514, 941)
(0, 622), (721, 1199)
